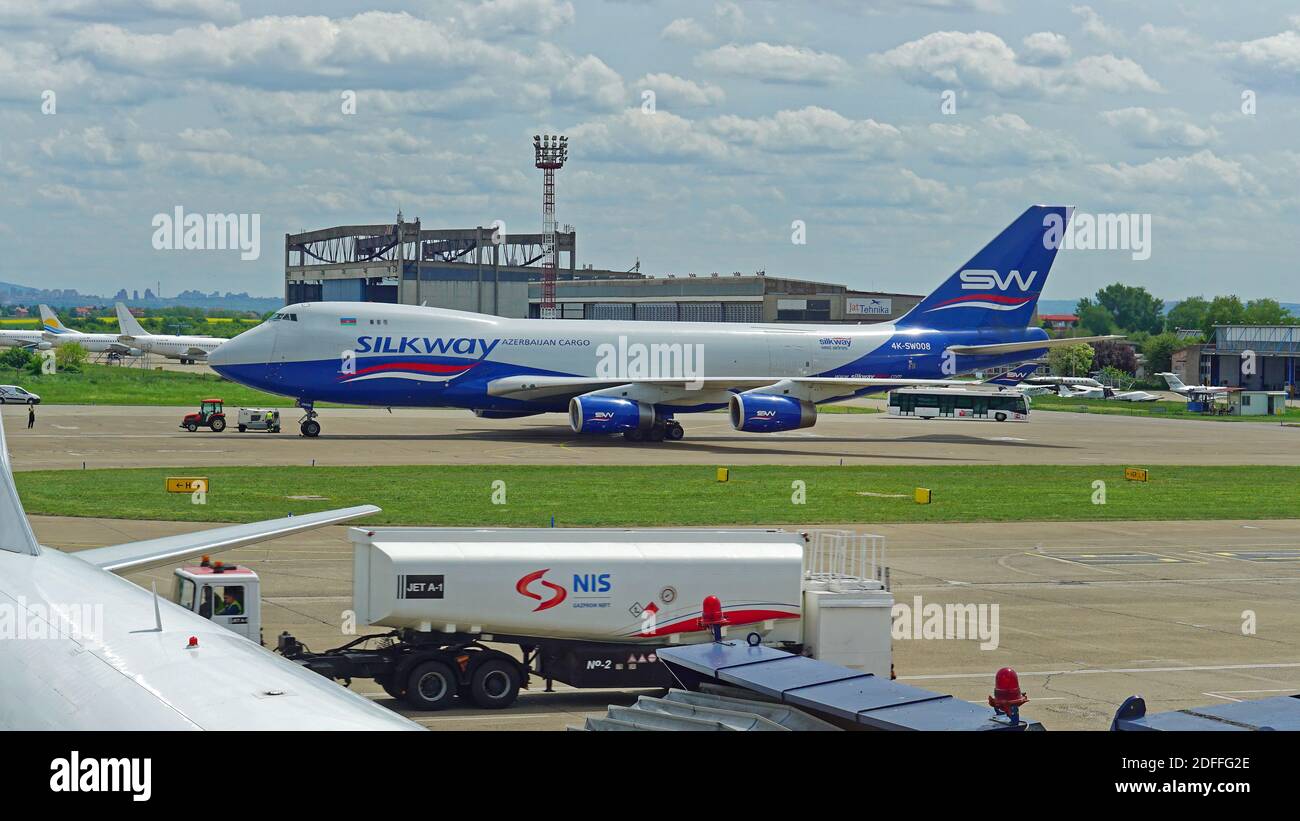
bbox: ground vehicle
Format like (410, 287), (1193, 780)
(174, 527), (893, 712)
(180, 398), (226, 432)
(237, 407), (280, 432)
(887, 387), (1029, 421)
(173, 560), (261, 643)
(0, 385), (40, 404)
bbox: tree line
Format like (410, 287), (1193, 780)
(1057, 284), (1295, 375)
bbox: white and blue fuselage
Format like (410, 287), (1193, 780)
(210, 206), (1093, 438)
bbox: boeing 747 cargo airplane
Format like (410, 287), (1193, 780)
(210, 205), (1118, 439)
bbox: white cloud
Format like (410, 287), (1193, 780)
(696, 42), (850, 85)
(660, 17), (713, 46)
(1099, 108), (1217, 149)
(1071, 5), (1123, 44)
(926, 113), (1080, 166)
(708, 106), (900, 156)
(64, 11), (626, 110)
(1219, 26), (1300, 83)
(568, 109), (733, 164)
(636, 73), (725, 108)
(1137, 24), (1204, 50)
(1021, 32), (1070, 66)
(1069, 54), (1161, 93)
(1091, 150), (1258, 195)
(871, 30), (1159, 96)
(455, 0), (574, 37)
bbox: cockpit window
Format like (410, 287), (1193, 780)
(270, 312), (298, 322)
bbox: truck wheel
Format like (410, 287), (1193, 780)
(995, 412), (1007, 422)
(210, 417), (226, 432)
(185, 422), (198, 432)
(468, 658), (521, 709)
(405, 660), (457, 710)
(238, 424), (247, 432)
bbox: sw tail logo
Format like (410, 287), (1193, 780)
(515, 569), (567, 612)
(958, 269), (1039, 291)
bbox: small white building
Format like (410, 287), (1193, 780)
(1228, 390), (1287, 416)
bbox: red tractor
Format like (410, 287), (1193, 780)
(181, 398), (227, 433)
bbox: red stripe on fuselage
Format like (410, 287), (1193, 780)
(346, 361), (479, 378)
(930, 293), (1032, 308)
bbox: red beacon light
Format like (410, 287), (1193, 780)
(199, 555), (211, 567)
(187, 636), (199, 649)
(698, 595), (728, 642)
(988, 667), (1029, 725)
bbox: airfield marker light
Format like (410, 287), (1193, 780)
(699, 595), (728, 642)
(988, 666), (1029, 725)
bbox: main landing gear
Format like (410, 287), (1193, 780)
(298, 401), (321, 437)
(623, 419), (684, 443)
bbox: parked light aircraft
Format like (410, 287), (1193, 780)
(116, 302), (227, 363)
(985, 362), (1051, 393)
(39, 305), (141, 357)
(1156, 372), (1232, 397)
(210, 205), (1120, 439)
(0, 411), (419, 730)
(1054, 383), (1159, 402)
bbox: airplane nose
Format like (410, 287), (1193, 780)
(208, 321), (275, 373)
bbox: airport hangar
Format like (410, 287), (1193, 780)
(1173, 325), (1299, 394)
(283, 218), (923, 325)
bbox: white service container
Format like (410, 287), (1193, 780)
(350, 527), (806, 644)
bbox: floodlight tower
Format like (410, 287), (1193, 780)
(532, 133), (568, 319)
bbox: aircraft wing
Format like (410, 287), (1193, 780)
(945, 335), (1124, 356)
(75, 504), (381, 574)
(487, 375), (977, 403)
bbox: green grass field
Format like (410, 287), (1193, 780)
(1030, 394), (1300, 423)
(15, 464), (1298, 526)
(1, 364), (296, 406)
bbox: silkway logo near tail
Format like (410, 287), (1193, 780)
(354, 336), (500, 357)
(926, 269), (1039, 313)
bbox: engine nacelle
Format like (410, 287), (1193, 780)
(729, 393), (817, 433)
(569, 395), (655, 434)
(36, 342), (53, 351)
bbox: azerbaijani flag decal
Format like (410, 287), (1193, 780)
(340, 317), (357, 325)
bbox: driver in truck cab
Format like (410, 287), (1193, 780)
(215, 589), (244, 616)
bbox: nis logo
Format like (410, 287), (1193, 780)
(516, 570), (611, 612)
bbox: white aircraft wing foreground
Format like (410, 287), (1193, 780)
(78, 505), (382, 574)
(0, 413), (421, 731)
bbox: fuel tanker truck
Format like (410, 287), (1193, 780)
(173, 527), (892, 711)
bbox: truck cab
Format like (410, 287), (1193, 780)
(173, 560), (261, 643)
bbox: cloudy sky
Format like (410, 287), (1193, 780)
(1, 0), (1297, 302)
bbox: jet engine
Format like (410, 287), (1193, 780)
(569, 395), (655, 434)
(729, 393), (816, 433)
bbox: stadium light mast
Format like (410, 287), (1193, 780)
(532, 133), (567, 319)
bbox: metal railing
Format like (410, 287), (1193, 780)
(803, 529), (888, 590)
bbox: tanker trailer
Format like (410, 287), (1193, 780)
(270, 527), (890, 711)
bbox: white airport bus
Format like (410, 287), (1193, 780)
(887, 387), (1029, 422)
